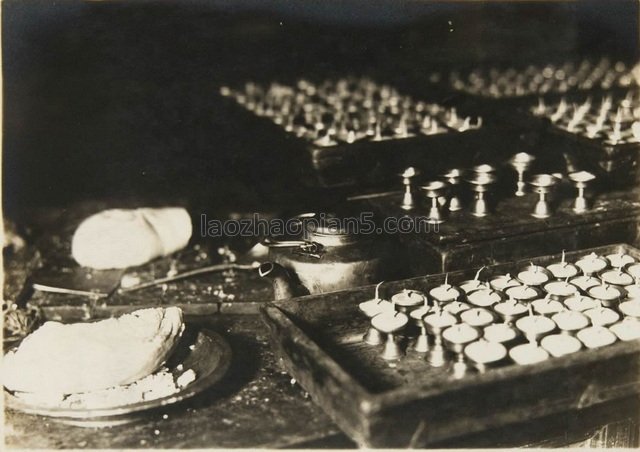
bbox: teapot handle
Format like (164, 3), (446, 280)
(261, 238), (308, 248)
(261, 237), (324, 259)
(260, 212), (324, 257)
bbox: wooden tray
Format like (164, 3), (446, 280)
(261, 244), (640, 447)
(219, 92), (489, 190)
(547, 126), (640, 189)
(369, 188), (640, 247)
(513, 90), (640, 189)
(362, 186), (640, 274)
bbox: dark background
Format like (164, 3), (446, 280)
(3, 0), (638, 217)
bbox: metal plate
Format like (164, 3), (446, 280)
(4, 326), (231, 426)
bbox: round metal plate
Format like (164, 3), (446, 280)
(5, 327), (231, 426)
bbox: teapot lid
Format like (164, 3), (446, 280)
(301, 213), (363, 246)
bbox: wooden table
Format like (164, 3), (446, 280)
(6, 313), (639, 449)
(4, 203), (640, 448)
(4, 314), (354, 449)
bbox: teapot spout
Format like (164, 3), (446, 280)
(259, 262), (297, 300)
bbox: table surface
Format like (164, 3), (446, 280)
(6, 313), (640, 449)
(5, 314), (353, 449)
(4, 203), (640, 448)
(4, 203), (353, 449)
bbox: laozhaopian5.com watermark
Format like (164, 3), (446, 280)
(200, 212), (440, 237)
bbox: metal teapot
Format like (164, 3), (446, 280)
(258, 213), (399, 300)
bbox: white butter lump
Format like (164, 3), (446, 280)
(3, 307), (184, 395)
(71, 207), (192, 269)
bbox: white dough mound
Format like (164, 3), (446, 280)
(3, 307), (184, 395)
(71, 207), (192, 269)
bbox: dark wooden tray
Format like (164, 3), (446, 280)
(219, 92), (490, 190)
(362, 186), (640, 274)
(512, 90), (640, 189)
(261, 244), (640, 448)
(547, 126), (640, 189)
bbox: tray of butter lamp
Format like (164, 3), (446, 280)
(398, 59), (638, 131)
(218, 76), (490, 189)
(261, 244), (640, 448)
(521, 88), (640, 189)
(394, 60), (640, 189)
(357, 157), (640, 275)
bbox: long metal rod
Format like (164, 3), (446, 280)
(119, 262), (260, 293)
(346, 190), (402, 201)
(32, 283), (110, 298)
